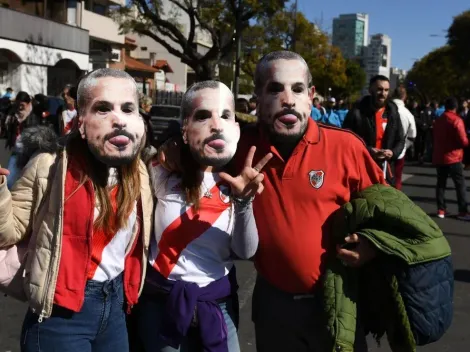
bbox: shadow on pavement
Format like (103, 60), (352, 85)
(409, 172), (470, 180)
(444, 232), (470, 239)
(454, 269), (470, 283)
(408, 196), (457, 205)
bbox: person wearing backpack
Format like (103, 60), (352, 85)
(0, 68), (153, 352)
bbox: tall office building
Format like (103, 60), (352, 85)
(363, 34), (392, 94)
(332, 13), (369, 59)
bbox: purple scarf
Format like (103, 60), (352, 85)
(146, 268), (235, 352)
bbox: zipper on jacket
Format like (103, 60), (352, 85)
(38, 155), (66, 322)
(37, 310), (46, 323)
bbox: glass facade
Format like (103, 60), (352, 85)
(332, 14), (368, 59)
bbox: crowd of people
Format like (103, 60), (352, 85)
(0, 51), (457, 352)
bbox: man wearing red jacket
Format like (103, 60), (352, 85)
(433, 97), (470, 220)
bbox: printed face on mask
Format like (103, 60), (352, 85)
(183, 86), (240, 168)
(79, 77), (145, 166)
(257, 59), (312, 142)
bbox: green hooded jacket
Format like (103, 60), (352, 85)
(321, 184), (452, 352)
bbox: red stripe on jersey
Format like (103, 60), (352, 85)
(87, 187), (119, 280)
(154, 183), (231, 278)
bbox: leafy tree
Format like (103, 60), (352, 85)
(406, 46), (464, 101)
(447, 10), (470, 69)
(333, 59), (366, 100)
(405, 10), (470, 101)
(115, 0), (286, 81)
(241, 10), (347, 95)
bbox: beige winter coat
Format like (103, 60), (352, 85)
(0, 151), (153, 320)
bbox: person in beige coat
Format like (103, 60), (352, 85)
(0, 68), (153, 352)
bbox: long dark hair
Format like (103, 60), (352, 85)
(65, 130), (142, 235)
(179, 136), (203, 210)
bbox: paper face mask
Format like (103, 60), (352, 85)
(79, 77), (145, 166)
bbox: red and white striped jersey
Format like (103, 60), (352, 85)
(149, 163), (234, 287)
(88, 168), (137, 282)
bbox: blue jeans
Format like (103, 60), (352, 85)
(136, 292), (240, 352)
(21, 274), (129, 352)
(6, 154), (20, 189)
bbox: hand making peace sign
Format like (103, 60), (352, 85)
(219, 146), (273, 200)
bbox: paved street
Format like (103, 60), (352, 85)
(0, 149), (469, 351)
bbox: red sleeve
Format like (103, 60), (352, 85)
(351, 136), (387, 193)
(455, 118), (469, 148)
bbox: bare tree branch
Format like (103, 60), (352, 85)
(138, 28), (195, 64)
(166, 0), (196, 48)
(135, 0), (189, 51)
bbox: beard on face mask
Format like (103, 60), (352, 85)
(189, 132), (235, 168)
(87, 129), (142, 167)
(261, 107), (308, 143)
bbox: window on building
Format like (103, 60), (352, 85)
(85, 0), (107, 16)
(2, 0), (44, 17)
(141, 47), (148, 51)
(46, 0), (66, 22)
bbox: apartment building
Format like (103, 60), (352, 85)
(0, 0), (89, 95)
(362, 34), (392, 95)
(0, 0), (158, 96)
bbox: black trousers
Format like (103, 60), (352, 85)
(252, 276), (368, 352)
(436, 162), (468, 213)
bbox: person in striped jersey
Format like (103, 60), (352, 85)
(136, 81), (271, 352)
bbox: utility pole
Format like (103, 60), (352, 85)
(233, 0), (242, 101)
(292, 0), (298, 52)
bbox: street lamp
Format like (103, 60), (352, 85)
(328, 87), (332, 97)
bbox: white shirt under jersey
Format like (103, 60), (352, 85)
(149, 163), (235, 287)
(393, 99), (417, 160)
(91, 168), (137, 282)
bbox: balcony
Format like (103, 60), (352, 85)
(81, 9), (124, 44)
(109, 0), (126, 5)
(0, 6), (89, 54)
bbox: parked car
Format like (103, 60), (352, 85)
(149, 105), (181, 147)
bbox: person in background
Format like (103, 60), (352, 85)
(57, 83), (72, 101)
(392, 86), (417, 190)
(459, 99), (469, 120)
(408, 100), (420, 121)
(2, 87), (14, 100)
(249, 96), (257, 115)
(433, 97), (470, 221)
(235, 98), (249, 114)
(415, 101), (434, 163)
(321, 97), (341, 127)
(62, 96), (77, 135)
(139, 95), (157, 160)
(435, 102), (446, 117)
(336, 99), (349, 126)
(343, 75), (404, 184)
(310, 97), (323, 122)
(4, 91), (41, 188)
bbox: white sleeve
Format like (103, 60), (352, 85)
(408, 110), (417, 139)
(148, 160), (170, 198)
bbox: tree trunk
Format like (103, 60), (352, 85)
(193, 61), (218, 81)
